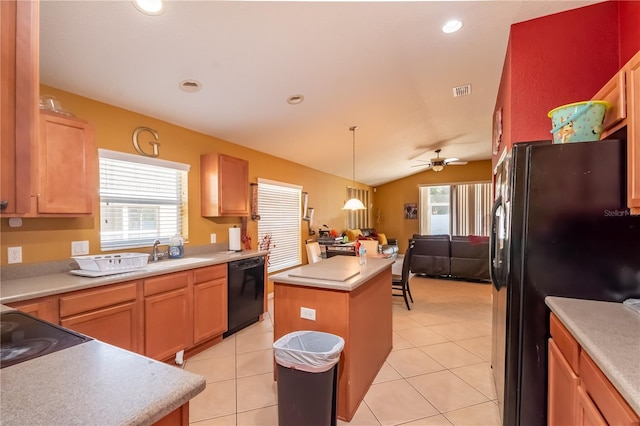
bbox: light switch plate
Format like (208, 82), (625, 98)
(210, 234), (216, 244)
(8, 247), (22, 264)
(72, 240), (90, 256)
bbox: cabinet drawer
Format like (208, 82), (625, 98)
(60, 282), (138, 317)
(194, 264), (226, 283)
(144, 271), (189, 296)
(550, 313), (580, 373)
(579, 350), (640, 426)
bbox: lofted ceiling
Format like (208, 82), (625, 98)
(39, 0), (598, 187)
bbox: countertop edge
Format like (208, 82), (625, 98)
(545, 296), (640, 416)
(271, 257), (395, 291)
(0, 250), (268, 304)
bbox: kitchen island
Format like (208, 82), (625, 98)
(271, 255), (395, 422)
(0, 307), (206, 426)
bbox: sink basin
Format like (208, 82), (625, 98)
(145, 257), (212, 271)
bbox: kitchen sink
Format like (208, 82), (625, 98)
(144, 257), (213, 271)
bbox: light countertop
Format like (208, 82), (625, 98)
(0, 250), (267, 304)
(545, 296), (640, 415)
(270, 256), (395, 291)
(0, 338), (206, 426)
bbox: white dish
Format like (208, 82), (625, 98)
(70, 268), (144, 278)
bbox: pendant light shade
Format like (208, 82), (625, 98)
(343, 126), (366, 210)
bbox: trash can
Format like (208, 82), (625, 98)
(274, 331), (345, 426)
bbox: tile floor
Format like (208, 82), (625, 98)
(185, 276), (500, 426)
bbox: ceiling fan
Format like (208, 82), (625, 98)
(412, 149), (468, 172)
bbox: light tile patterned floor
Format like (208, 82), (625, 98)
(186, 276), (500, 426)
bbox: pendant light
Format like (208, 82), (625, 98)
(342, 126), (366, 210)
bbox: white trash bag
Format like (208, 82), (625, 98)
(274, 331), (345, 373)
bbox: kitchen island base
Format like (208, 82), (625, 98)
(273, 258), (393, 422)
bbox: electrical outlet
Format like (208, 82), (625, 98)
(300, 307), (316, 321)
(8, 247), (22, 264)
(71, 240), (90, 255)
(210, 233), (217, 244)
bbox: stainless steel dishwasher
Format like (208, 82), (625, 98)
(223, 256), (266, 338)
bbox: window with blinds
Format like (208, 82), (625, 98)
(99, 149), (189, 251)
(418, 182), (491, 236)
(257, 179), (301, 273)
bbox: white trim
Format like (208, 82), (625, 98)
(257, 177), (302, 190)
(99, 148), (190, 172)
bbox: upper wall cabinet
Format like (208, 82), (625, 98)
(201, 153), (249, 217)
(593, 50), (640, 214)
(36, 111), (96, 215)
(1, 0), (38, 215)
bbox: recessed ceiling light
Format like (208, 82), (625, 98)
(442, 19), (463, 34)
(132, 0), (164, 15)
(179, 80), (202, 93)
(287, 94), (304, 105)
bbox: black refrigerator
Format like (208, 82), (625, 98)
(490, 139), (640, 426)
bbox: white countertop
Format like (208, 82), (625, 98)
(0, 250), (267, 304)
(545, 296), (640, 415)
(0, 339), (206, 425)
(270, 256), (395, 291)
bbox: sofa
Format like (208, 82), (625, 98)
(410, 234), (490, 281)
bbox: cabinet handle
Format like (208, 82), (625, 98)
(0, 200), (8, 210)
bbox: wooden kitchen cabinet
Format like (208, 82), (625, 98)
(59, 281), (142, 353)
(594, 50), (640, 214)
(7, 295), (57, 324)
(626, 52), (640, 214)
(193, 264), (227, 344)
(0, 0), (38, 215)
(201, 153), (249, 217)
(144, 272), (191, 361)
(548, 313), (640, 426)
(36, 110), (96, 215)
(548, 338), (579, 426)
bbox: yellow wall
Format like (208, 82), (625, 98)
(0, 86), (371, 266)
(372, 160), (492, 252)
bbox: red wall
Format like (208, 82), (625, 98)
(492, 1), (622, 168)
(618, 0), (640, 65)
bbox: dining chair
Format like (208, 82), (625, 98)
(306, 241), (323, 264)
(392, 239), (415, 310)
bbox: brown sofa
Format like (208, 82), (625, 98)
(410, 234), (490, 281)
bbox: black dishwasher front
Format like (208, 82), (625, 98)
(224, 256), (265, 338)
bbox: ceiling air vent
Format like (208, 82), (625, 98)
(452, 84), (472, 97)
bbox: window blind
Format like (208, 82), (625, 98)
(257, 179), (301, 273)
(99, 149), (189, 251)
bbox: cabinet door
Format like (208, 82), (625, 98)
(0, 0), (37, 215)
(60, 302), (140, 353)
(144, 288), (190, 361)
(594, 70), (626, 138)
(201, 153), (249, 217)
(219, 154), (249, 216)
(193, 277), (227, 344)
(576, 385), (607, 426)
(627, 52), (640, 214)
(548, 338), (579, 426)
(37, 111), (95, 214)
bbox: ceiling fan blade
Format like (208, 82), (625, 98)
(412, 163), (432, 168)
(447, 161), (468, 166)
(443, 157), (459, 164)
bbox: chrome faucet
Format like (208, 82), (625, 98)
(152, 239), (166, 262)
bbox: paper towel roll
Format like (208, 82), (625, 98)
(229, 227), (242, 251)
